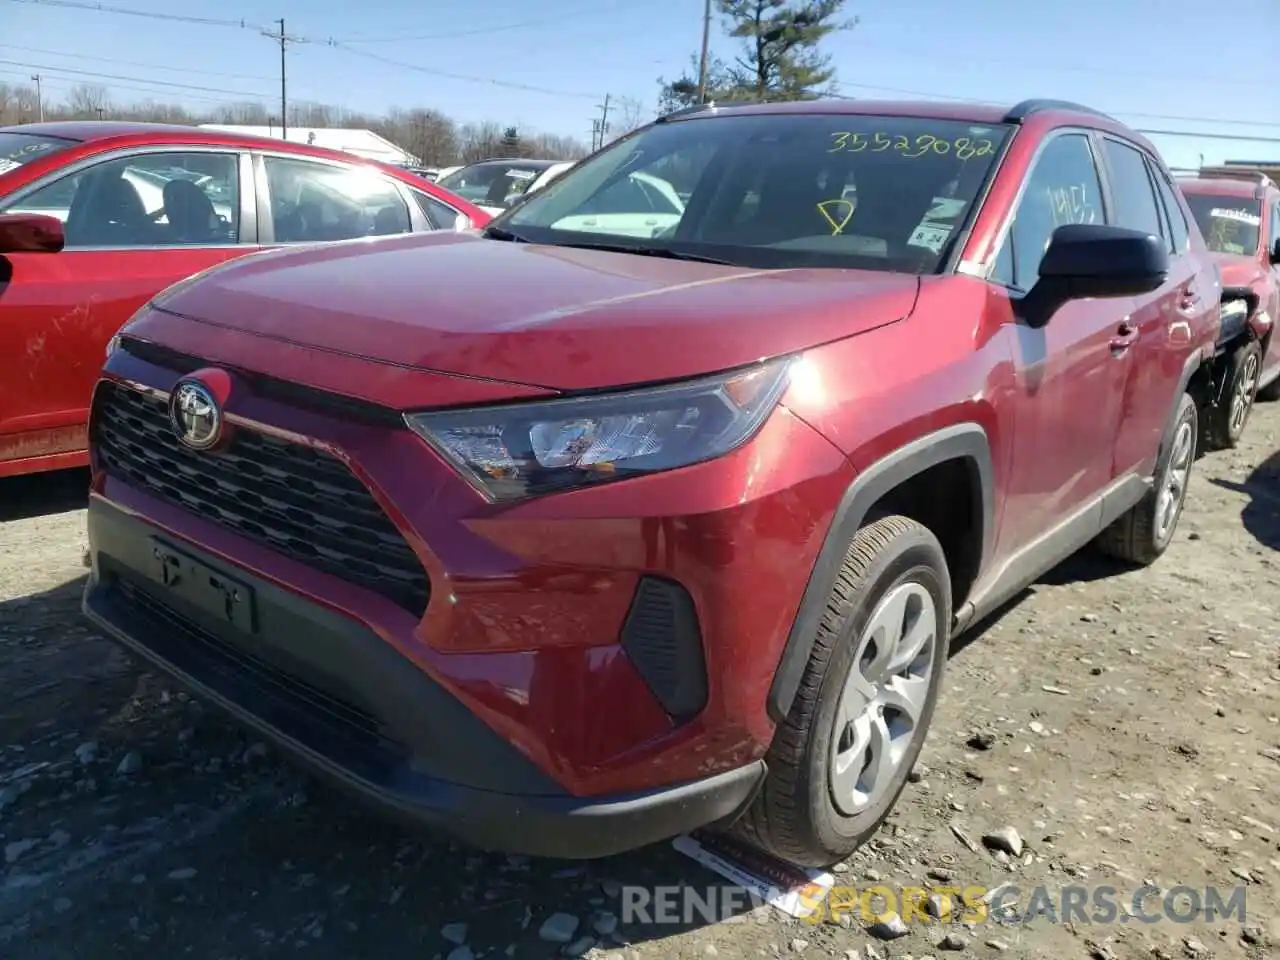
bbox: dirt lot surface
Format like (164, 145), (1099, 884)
(2, 406), (1278, 960)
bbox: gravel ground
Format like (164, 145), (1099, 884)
(1, 404), (1278, 960)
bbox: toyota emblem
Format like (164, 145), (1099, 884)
(169, 379), (222, 450)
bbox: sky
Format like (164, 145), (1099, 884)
(3, 0), (1279, 168)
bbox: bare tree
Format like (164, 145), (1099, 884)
(65, 83), (110, 118)
(0, 83), (591, 163)
(608, 97), (651, 140)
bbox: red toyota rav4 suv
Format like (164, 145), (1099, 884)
(81, 99), (1218, 866)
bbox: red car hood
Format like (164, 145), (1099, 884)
(1210, 251), (1265, 289)
(149, 231), (919, 392)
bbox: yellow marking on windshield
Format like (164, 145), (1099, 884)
(816, 199), (855, 236)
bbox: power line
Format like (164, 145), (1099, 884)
(0, 68), (268, 107)
(0, 58), (269, 99)
(3, 0), (270, 31)
(0, 43), (281, 83)
(830, 80), (1280, 131)
(324, 41), (598, 99)
(339, 4), (617, 43)
(1134, 128), (1280, 145)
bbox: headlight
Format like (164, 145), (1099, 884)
(405, 358), (794, 501)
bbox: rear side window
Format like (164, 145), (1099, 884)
(990, 133), (1104, 291)
(1147, 159), (1190, 255)
(1101, 139), (1162, 237)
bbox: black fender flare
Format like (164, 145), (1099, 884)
(1167, 349), (1204, 449)
(765, 423), (995, 724)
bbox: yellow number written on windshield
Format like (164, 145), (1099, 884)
(828, 132), (995, 160)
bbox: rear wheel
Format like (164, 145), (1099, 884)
(1097, 392), (1196, 565)
(735, 516), (950, 867)
(1203, 339), (1261, 449)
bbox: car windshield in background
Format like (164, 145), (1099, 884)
(1181, 193), (1262, 256)
(437, 161), (553, 206)
(0, 132), (76, 175)
(499, 113), (1013, 272)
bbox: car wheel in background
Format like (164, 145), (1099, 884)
(1097, 392), (1197, 565)
(1204, 339), (1261, 450)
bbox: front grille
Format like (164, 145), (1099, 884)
(93, 382), (431, 616)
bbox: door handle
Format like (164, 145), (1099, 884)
(1110, 321), (1139, 353)
(1179, 283), (1198, 311)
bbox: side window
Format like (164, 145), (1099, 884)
(1101, 139), (1163, 237)
(412, 190), (466, 230)
(264, 157), (410, 243)
(11, 151), (240, 248)
(1146, 158), (1190, 255)
(990, 134), (1103, 290)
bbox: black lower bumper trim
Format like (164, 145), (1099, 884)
(82, 495), (764, 859)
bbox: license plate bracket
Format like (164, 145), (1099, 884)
(148, 538), (257, 633)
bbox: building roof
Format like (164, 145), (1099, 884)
(197, 125), (418, 166)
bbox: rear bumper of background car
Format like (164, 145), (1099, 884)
(82, 495), (766, 859)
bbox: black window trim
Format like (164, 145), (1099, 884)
(0, 143), (256, 249)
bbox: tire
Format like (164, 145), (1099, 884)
(1203, 339), (1261, 450)
(1258, 379), (1280, 402)
(734, 515), (951, 867)
(1096, 392), (1197, 566)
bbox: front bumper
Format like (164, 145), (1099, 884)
(82, 495), (765, 859)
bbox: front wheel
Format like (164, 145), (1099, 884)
(734, 515), (951, 867)
(1203, 339), (1261, 449)
(1097, 392), (1197, 565)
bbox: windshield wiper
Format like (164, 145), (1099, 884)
(550, 240), (735, 265)
(483, 225), (530, 242)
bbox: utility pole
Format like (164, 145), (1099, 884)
(277, 19), (288, 140)
(594, 94), (610, 150)
(30, 74), (43, 122)
(696, 0), (711, 103)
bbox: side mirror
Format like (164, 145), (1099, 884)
(0, 212), (65, 254)
(1021, 224), (1168, 328)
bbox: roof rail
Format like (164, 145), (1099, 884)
(1003, 99), (1115, 124)
(655, 99), (756, 123)
(1197, 165), (1274, 186)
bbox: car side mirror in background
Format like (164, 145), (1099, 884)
(0, 212), (65, 254)
(1020, 224), (1168, 328)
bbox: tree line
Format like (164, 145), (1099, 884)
(0, 81), (606, 167)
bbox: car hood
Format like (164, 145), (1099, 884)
(150, 231), (920, 392)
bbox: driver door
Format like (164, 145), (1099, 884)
(0, 147), (256, 476)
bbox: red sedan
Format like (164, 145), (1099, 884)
(0, 121), (490, 479)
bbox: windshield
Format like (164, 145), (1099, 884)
(437, 161), (552, 206)
(1181, 192), (1262, 256)
(497, 113), (1012, 272)
(0, 132), (76, 175)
